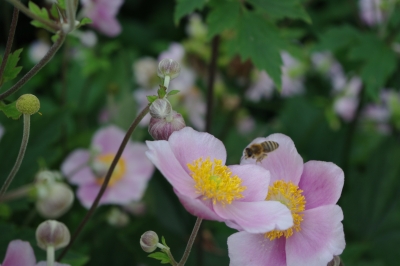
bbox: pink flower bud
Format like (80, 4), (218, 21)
(149, 99), (172, 119)
(140, 231), (159, 253)
(36, 220), (70, 250)
(148, 111), (186, 140)
(157, 59), (181, 79)
(35, 182), (74, 219)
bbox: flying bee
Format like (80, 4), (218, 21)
(243, 141), (279, 163)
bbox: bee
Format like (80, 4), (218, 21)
(243, 141), (279, 163)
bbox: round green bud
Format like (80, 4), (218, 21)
(16, 94), (40, 115)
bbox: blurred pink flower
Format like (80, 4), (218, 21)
(28, 40), (50, 64)
(311, 52), (346, 91)
(146, 127), (293, 233)
(333, 77), (362, 122)
(359, 0), (386, 26)
(229, 134), (345, 266)
(0, 240), (68, 266)
(81, 0), (124, 37)
(61, 125), (154, 208)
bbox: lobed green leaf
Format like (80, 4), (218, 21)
(174, 0), (206, 24)
(0, 49), (23, 86)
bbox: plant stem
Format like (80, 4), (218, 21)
(5, 0), (59, 31)
(205, 35), (220, 133)
(0, 114), (30, 199)
(178, 217), (203, 266)
(57, 105), (151, 261)
(0, 184), (32, 202)
(65, 0), (76, 33)
(0, 6), (18, 87)
(47, 246), (55, 266)
(0, 32), (66, 101)
(164, 75), (171, 90)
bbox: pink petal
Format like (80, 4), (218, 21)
(299, 161), (344, 210)
(61, 149), (90, 177)
(241, 134), (303, 185)
(228, 165), (270, 202)
(168, 127), (227, 174)
(123, 143), (154, 180)
(106, 177), (147, 203)
(1, 240), (36, 266)
(174, 188), (224, 221)
(146, 140), (197, 198)
(228, 232), (286, 266)
(92, 126), (125, 154)
(95, 16), (121, 37)
(286, 205), (345, 266)
(36, 262), (69, 266)
(215, 201), (293, 234)
(66, 167), (95, 185)
(76, 183), (105, 208)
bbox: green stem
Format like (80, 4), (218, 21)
(5, 0), (60, 31)
(65, 0), (76, 33)
(57, 105), (151, 261)
(0, 6), (18, 87)
(178, 217), (203, 266)
(0, 32), (66, 100)
(0, 114), (30, 199)
(47, 246), (55, 266)
(164, 75), (171, 90)
(0, 184), (32, 202)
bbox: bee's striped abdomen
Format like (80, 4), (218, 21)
(261, 141), (279, 152)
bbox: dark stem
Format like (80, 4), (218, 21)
(178, 217), (203, 266)
(0, 7), (19, 86)
(57, 105), (150, 261)
(0, 32), (66, 101)
(205, 35), (220, 133)
(342, 86), (365, 174)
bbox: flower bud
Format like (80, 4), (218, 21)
(148, 111), (185, 140)
(140, 231), (159, 253)
(327, 255), (343, 266)
(36, 183), (74, 218)
(157, 59), (181, 79)
(16, 94), (40, 115)
(149, 99), (172, 119)
(107, 208), (130, 227)
(36, 220), (70, 250)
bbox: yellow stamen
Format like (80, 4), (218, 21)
(94, 154), (126, 186)
(265, 180), (306, 240)
(187, 157), (246, 205)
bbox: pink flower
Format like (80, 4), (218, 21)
(61, 126), (154, 208)
(228, 134), (345, 266)
(146, 127), (293, 234)
(81, 0), (124, 37)
(0, 240), (68, 266)
(359, 0), (385, 26)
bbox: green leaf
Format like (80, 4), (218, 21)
(0, 204), (11, 219)
(0, 101), (22, 119)
(148, 252), (171, 264)
(348, 34), (396, 99)
(161, 236), (169, 248)
(147, 95), (158, 103)
(248, 0), (311, 24)
(61, 250), (90, 266)
(158, 85), (167, 98)
(229, 12), (283, 88)
(167, 90), (180, 97)
(57, 0), (66, 9)
(206, 0), (241, 39)
(315, 25), (360, 51)
(0, 48), (23, 85)
(79, 17), (93, 27)
(51, 34), (60, 43)
(28, 1), (52, 30)
(174, 0), (206, 24)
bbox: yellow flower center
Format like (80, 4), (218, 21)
(265, 180), (306, 240)
(93, 154), (126, 186)
(187, 157), (246, 205)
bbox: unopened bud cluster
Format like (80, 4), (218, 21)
(157, 59), (181, 79)
(16, 94), (40, 115)
(148, 99), (185, 140)
(36, 220), (70, 250)
(140, 231), (159, 253)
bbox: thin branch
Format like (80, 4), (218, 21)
(5, 0), (59, 31)
(0, 114), (31, 199)
(178, 217), (203, 266)
(57, 105), (151, 261)
(0, 7), (19, 86)
(0, 33), (66, 101)
(205, 35), (220, 133)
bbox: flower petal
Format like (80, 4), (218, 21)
(76, 183), (105, 209)
(61, 149), (90, 177)
(215, 201), (293, 234)
(241, 134), (303, 185)
(146, 140), (197, 198)
(299, 161), (344, 210)
(174, 189), (224, 221)
(36, 262), (69, 266)
(1, 240), (36, 266)
(286, 205), (345, 266)
(92, 126), (125, 154)
(228, 232), (286, 266)
(123, 143), (154, 181)
(65, 167), (95, 185)
(168, 127), (227, 174)
(228, 165), (270, 202)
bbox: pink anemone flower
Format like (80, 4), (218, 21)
(81, 0), (124, 37)
(228, 134), (345, 266)
(0, 240), (68, 266)
(145, 127), (293, 234)
(61, 125), (154, 208)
